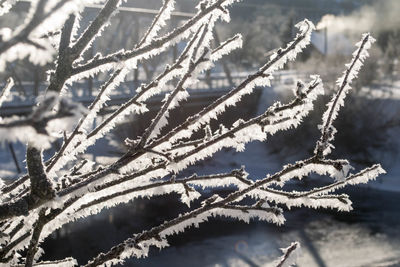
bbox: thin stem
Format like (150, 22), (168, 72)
(315, 34), (371, 158)
(70, 0), (121, 57)
(136, 0), (173, 48)
(138, 35), (208, 147)
(25, 209), (46, 267)
(46, 69), (122, 172)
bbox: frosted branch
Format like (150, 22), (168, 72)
(83, 156), (382, 265)
(163, 77), (323, 172)
(0, 1), (386, 265)
(149, 19), (315, 149)
(69, 0), (121, 60)
(25, 209), (46, 267)
(136, 0), (176, 48)
(79, 31), (241, 154)
(84, 195), (283, 266)
(137, 24), (211, 146)
(315, 33), (375, 158)
(0, 0), (89, 71)
(70, 0), (240, 78)
(45, 68), (127, 177)
(47, 0), (122, 93)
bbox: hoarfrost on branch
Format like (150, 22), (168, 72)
(0, 0), (385, 266)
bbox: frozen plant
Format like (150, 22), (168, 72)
(0, 0), (385, 266)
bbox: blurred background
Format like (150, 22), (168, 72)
(1, 0), (400, 266)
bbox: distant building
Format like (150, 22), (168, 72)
(312, 30), (354, 56)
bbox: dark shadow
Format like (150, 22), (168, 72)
(299, 229), (327, 267)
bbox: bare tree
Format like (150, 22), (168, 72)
(0, 0), (384, 266)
